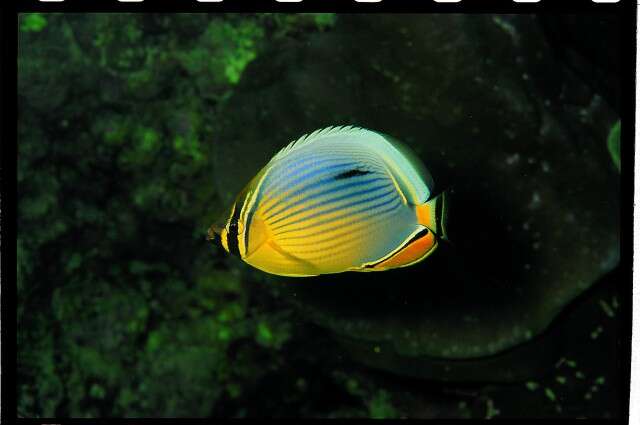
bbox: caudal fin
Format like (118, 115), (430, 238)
(415, 190), (449, 240)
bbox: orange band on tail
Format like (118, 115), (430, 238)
(416, 202), (434, 229)
(415, 191), (448, 239)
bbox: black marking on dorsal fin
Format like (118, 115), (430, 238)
(334, 169), (372, 180)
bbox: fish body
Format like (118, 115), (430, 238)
(209, 126), (447, 277)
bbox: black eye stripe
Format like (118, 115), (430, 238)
(227, 204), (242, 257)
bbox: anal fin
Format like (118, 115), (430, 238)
(366, 227), (438, 271)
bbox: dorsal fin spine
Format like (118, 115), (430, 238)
(270, 125), (363, 163)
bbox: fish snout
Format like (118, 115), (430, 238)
(207, 224), (222, 246)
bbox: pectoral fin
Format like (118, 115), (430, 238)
(266, 239), (319, 273)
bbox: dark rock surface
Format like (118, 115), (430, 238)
(212, 15), (620, 378)
(537, 14), (621, 114)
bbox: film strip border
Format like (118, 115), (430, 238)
(14, 0), (632, 13)
(21, 0), (630, 3)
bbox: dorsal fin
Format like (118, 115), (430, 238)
(269, 125), (366, 163)
(380, 134), (435, 196)
(266, 126), (432, 205)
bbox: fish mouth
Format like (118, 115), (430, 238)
(207, 224), (222, 242)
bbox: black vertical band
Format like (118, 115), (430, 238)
(435, 195), (443, 236)
(434, 191), (448, 239)
(227, 203), (242, 257)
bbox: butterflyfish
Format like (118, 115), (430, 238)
(208, 126), (448, 277)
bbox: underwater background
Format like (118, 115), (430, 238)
(17, 13), (622, 418)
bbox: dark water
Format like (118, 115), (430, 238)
(17, 13), (622, 418)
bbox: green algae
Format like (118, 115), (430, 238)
(367, 390), (398, 419)
(544, 388), (556, 402)
(20, 13), (47, 33)
(485, 398), (500, 419)
(525, 381), (539, 391)
(607, 120), (621, 171)
(598, 300), (615, 318)
(16, 13), (353, 418)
